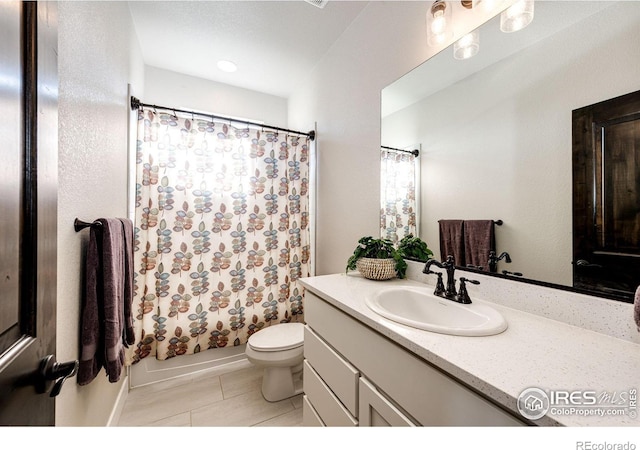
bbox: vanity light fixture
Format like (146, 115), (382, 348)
(453, 30), (479, 60)
(427, 0), (453, 46)
(500, 0), (534, 33)
(471, 0), (504, 13)
(216, 60), (238, 73)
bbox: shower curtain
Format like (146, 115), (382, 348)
(130, 108), (311, 362)
(380, 148), (417, 244)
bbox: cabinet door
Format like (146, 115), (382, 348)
(359, 377), (416, 427)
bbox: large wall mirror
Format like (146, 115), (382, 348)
(382, 1), (640, 302)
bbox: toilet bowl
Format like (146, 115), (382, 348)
(245, 322), (304, 402)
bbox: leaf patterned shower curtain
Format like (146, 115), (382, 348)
(380, 148), (417, 244)
(130, 108), (311, 362)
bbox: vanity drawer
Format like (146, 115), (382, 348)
(302, 395), (324, 427)
(304, 325), (359, 416)
(303, 360), (358, 426)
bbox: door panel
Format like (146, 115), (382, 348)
(0, 1), (63, 426)
(601, 120), (640, 251)
(0, 0), (22, 358)
(572, 90), (640, 301)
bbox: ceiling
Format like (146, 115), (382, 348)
(127, 0), (369, 99)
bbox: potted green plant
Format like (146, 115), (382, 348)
(397, 234), (434, 262)
(346, 236), (407, 280)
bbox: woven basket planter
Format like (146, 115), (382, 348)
(356, 257), (397, 281)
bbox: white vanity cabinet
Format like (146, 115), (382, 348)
(303, 290), (525, 427)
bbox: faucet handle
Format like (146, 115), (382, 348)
(433, 273), (445, 296)
(457, 277), (480, 304)
(502, 270), (523, 277)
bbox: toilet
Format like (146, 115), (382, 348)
(245, 322), (305, 402)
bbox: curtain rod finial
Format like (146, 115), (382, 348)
(130, 96), (140, 110)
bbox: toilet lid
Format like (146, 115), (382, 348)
(248, 323), (304, 352)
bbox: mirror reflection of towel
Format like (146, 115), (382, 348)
(438, 220), (465, 265)
(463, 220), (495, 270)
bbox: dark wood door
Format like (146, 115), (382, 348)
(572, 89), (640, 302)
(0, 1), (69, 425)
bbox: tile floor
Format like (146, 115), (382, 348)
(117, 364), (303, 427)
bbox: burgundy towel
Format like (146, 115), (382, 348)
(463, 220), (496, 270)
(438, 220), (465, 266)
(634, 285), (640, 332)
(78, 218), (134, 385)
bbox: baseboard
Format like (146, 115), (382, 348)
(129, 345), (248, 388)
(106, 371), (130, 427)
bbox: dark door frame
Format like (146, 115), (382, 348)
(0, 1), (60, 425)
(572, 89), (640, 302)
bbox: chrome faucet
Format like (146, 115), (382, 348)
(423, 255), (457, 300)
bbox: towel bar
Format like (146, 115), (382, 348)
(74, 218), (101, 232)
(438, 219), (504, 226)
(439, 219), (502, 226)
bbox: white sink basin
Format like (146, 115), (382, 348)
(364, 286), (507, 336)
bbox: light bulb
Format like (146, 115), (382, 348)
(473, 0), (507, 13)
(431, 12), (446, 34)
(506, 0), (526, 17)
(453, 30), (479, 60)
(427, 1), (452, 47)
(500, 0), (534, 33)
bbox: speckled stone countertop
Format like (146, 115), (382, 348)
(300, 272), (640, 427)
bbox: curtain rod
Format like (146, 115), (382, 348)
(381, 145), (419, 157)
(130, 96), (315, 141)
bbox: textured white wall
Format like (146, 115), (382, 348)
(383, 3), (640, 286)
(143, 65), (288, 125)
(288, 1), (497, 275)
(57, 0), (144, 426)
